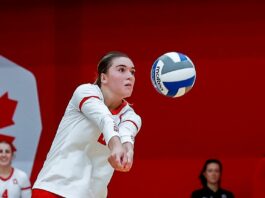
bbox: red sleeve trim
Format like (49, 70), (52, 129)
(21, 186), (31, 191)
(79, 96), (100, 111)
(122, 120), (139, 130)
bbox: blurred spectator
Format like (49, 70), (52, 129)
(191, 159), (234, 198)
(0, 134), (31, 198)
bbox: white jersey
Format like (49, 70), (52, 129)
(0, 167), (31, 198)
(33, 84), (141, 198)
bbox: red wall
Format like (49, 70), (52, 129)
(1, 0), (265, 197)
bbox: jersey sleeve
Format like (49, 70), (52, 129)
(119, 110), (142, 144)
(18, 170), (32, 198)
(71, 84), (120, 145)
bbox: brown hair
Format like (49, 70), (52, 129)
(94, 51), (129, 87)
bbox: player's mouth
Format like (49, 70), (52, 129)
(0, 158), (8, 163)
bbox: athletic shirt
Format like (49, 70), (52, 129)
(191, 187), (235, 198)
(0, 167), (31, 198)
(33, 84), (141, 197)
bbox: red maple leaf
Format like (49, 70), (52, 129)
(0, 92), (18, 129)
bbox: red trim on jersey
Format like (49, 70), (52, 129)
(79, 96), (100, 111)
(97, 100), (128, 145)
(0, 167), (14, 181)
(111, 100), (127, 115)
(119, 113), (139, 130)
(122, 120), (139, 130)
(97, 133), (106, 145)
(32, 189), (63, 198)
(21, 186), (31, 191)
(119, 112), (125, 120)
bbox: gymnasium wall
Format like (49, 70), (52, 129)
(1, 0), (265, 197)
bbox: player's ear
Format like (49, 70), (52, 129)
(101, 73), (107, 84)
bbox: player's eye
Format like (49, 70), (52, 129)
(0, 149), (3, 153)
(5, 150), (11, 154)
(131, 70), (135, 75)
(118, 67), (125, 72)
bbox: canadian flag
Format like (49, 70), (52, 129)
(0, 92), (17, 129)
(0, 55), (42, 176)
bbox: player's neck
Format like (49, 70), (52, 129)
(0, 166), (13, 177)
(101, 87), (123, 110)
(105, 97), (123, 111)
(207, 183), (219, 192)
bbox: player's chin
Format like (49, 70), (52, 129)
(0, 162), (10, 166)
(122, 91), (133, 98)
(209, 179), (219, 184)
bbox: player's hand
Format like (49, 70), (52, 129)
(122, 142), (134, 172)
(108, 136), (127, 171)
(124, 149), (134, 171)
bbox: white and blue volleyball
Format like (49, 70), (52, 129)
(151, 52), (196, 97)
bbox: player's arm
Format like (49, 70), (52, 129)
(122, 142), (134, 171)
(19, 171), (32, 198)
(72, 85), (126, 170)
(119, 111), (141, 145)
(108, 136), (127, 171)
(119, 111), (142, 171)
(21, 187), (32, 198)
(72, 85), (119, 145)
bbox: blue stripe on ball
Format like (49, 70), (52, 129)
(164, 76), (195, 97)
(151, 59), (162, 94)
(178, 53), (187, 61)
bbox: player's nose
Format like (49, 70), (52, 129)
(126, 71), (134, 79)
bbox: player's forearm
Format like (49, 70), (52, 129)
(123, 142), (134, 153)
(108, 136), (122, 150)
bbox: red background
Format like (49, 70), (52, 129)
(1, 0), (265, 197)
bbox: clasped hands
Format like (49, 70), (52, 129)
(108, 136), (134, 172)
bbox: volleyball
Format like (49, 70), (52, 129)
(151, 52), (196, 98)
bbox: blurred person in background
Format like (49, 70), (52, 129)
(0, 134), (31, 198)
(191, 159), (234, 198)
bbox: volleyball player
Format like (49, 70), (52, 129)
(32, 51), (142, 198)
(0, 134), (31, 198)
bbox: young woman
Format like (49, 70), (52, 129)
(0, 134), (32, 198)
(191, 159), (235, 198)
(32, 51), (142, 198)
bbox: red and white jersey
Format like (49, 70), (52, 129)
(0, 167), (31, 198)
(33, 84), (141, 197)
